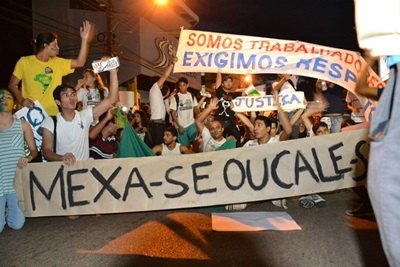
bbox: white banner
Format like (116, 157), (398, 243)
(15, 129), (369, 217)
(232, 92), (305, 112)
(174, 29), (384, 92)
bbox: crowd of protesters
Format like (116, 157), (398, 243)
(1, 19), (371, 233)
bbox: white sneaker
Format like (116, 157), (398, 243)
(225, 203), (248, 211)
(271, 199), (288, 209)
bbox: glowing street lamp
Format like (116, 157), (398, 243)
(153, 0), (169, 6)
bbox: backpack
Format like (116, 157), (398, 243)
(51, 115), (57, 151)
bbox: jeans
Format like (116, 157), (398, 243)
(322, 115), (343, 133)
(0, 193), (25, 233)
(150, 121), (165, 147)
(368, 64), (400, 267)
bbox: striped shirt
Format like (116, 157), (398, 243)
(0, 118), (25, 196)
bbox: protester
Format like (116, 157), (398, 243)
(272, 74), (301, 138)
(131, 109), (152, 147)
(8, 21), (95, 116)
(76, 69), (108, 110)
(89, 107), (119, 159)
(152, 127), (192, 155)
(243, 92), (292, 147)
(342, 54), (378, 219)
(214, 72), (242, 146)
(315, 79), (346, 133)
(241, 91), (293, 209)
(352, 48), (400, 265)
(41, 65), (118, 166)
(297, 94), (329, 208)
(149, 57), (177, 146)
(0, 89), (37, 232)
(170, 77), (199, 147)
(195, 97), (236, 152)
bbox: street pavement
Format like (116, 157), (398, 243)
(0, 190), (389, 267)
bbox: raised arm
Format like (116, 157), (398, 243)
(273, 90), (292, 141)
(71, 20), (96, 68)
(272, 74), (289, 91)
(235, 112), (254, 134)
(89, 107), (115, 140)
(92, 68), (119, 121)
(195, 97), (219, 133)
(157, 57), (177, 88)
(196, 95), (207, 111)
(290, 108), (305, 126)
(215, 72), (222, 89)
(301, 93), (328, 134)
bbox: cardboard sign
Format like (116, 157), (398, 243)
(232, 92), (305, 112)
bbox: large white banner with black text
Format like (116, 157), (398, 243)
(15, 129), (369, 217)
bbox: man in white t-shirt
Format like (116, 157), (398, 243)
(243, 90), (292, 147)
(195, 97), (236, 152)
(149, 57), (177, 146)
(41, 68), (119, 166)
(170, 77), (199, 147)
(272, 74), (298, 95)
(243, 93), (293, 209)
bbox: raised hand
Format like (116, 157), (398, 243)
(208, 97), (220, 110)
(80, 20), (95, 43)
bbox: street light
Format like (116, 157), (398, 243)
(153, 0), (169, 6)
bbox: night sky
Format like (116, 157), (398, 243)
(185, 0), (359, 51)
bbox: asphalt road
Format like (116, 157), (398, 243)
(0, 190), (389, 267)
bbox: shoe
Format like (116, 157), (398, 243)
(225, 203), (248, 211)
(271, 199), (288, 209)
(345, 203), (374, 217)
(311, 194), (326, 207)
(299, 195), (315, 209)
